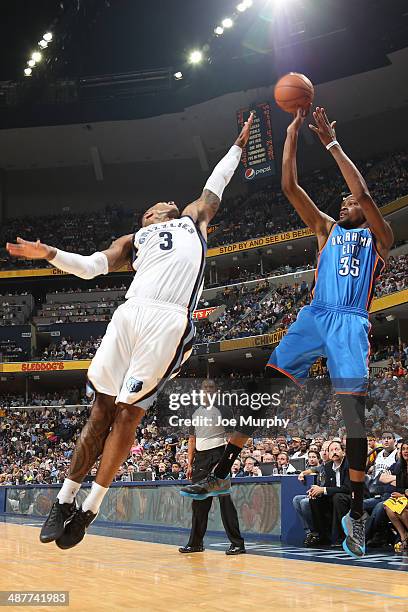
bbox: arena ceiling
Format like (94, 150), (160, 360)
(0, 0), (408, 170)
(0, 0), (406, 82)
(0, 1), (407, 128)
(0, 46), (407, 171)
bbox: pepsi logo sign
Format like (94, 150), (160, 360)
(245, 168), (255, 180)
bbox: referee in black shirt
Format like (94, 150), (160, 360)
(179, 380), (245, 555)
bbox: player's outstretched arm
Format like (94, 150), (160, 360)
(309, 107), (394, 258)
(6, 234), (133, 278)
(182, 113), (254, 239)
(282, 108), (335, 250)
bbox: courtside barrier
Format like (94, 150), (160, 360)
(0, 476), (314, 545)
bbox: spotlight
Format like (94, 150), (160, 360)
(189, 50), (203, 64)
(24, 67), (32, 77)
(43, 32), (53, 42)
(214, 26), (224, 35)
(31, 51), (42, 63)
(38, 39), (48, 49)
(238, 0), (253, 12)
(174, 71), (183, 80)
(27, 59), (36, 68)
(222, 18), (233, 28)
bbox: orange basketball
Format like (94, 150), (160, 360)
(274, 72), (314, 114)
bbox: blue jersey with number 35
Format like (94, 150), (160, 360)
(311, 224), (385, 311)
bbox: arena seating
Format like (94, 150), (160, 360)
(0, 206), (131, 270)
(195, 280), (309, 343)
(0, 148), (407, 271)
(0, 293), (34, 326)
(37, 336), (103, 361)
(0, 339), (28, 361)
(0, 251), (406, 363)
(0, 369), (406, 488)
(34, 289), (125, 325)
(208, 148), (408, 247)
(374, 254), (408, 297)
(0, 149), (407, 554)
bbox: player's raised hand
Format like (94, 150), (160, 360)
(287, 106), (309, 134)
(6, 237), (55, 260)
(309, 106), (337, 147)
(235, 112), (254, 148)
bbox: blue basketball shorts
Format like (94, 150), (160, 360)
(267, 302), (370, 394)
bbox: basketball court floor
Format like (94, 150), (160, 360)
(1, 516), (407, 611)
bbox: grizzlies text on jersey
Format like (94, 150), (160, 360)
(88, 215), (207, 409)
(126, 215), (206, 313)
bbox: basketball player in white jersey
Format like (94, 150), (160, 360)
(6, 113), (253, 549)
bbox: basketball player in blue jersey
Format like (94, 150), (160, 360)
(181, 107), (393, 559)
(6, 114), (253, 550)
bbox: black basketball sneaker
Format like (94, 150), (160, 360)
(39, 499), (77, 543)
(180, 474), (231, 499)
(55, 507), (98, 550)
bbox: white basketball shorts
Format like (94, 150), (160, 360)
(87, 298), (194, 409)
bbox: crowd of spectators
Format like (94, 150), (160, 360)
(279, 373), (408, 441)
(0, 339), (28, 362)
(0, 148), (407, 551)
(1, 367), (406, 485)
(0, 404), (88, 487)
(0, 390), (88, 409)
(366, 149), (408, 206)
(0, 206), (130, 271)
(1, 149), (406, 272)
(196, 280), (308, 343)
(292, 434), (408, 551)
(375, 254), (408, 297)
(46, 283), (128, 296)
(0, 304), (26, 326)
(0, 293), (33, 327)
(203, 262), (315, 290)
(1, 368), (407, 552)
(0, 248), (406, 361)
(208, 148), (408, 248)
(35, 298), (122, 324)
(37, 337), (103, 361)
(371, 341), (407, 365)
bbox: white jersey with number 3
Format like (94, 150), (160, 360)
(125, 215), (206, 312)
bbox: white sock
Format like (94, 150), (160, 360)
(82, 482), (109, 514)
(57, 478), (81, 504)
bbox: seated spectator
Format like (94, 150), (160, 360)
(262, 452), (275, 464)
(306, 441), (351, 546)
(242, 456), (263, 477)
(276, 452), (296, 475)
(169, 462), (185, 480)
(366, 434), (382, 471)
(306, 450), (321, 469)
(231, 459), (244, 478)
(371, 432), (398, 479)
(294, 442), (330, 545)
(291, 438), (309, 458)
(382, 440), (408, 552)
